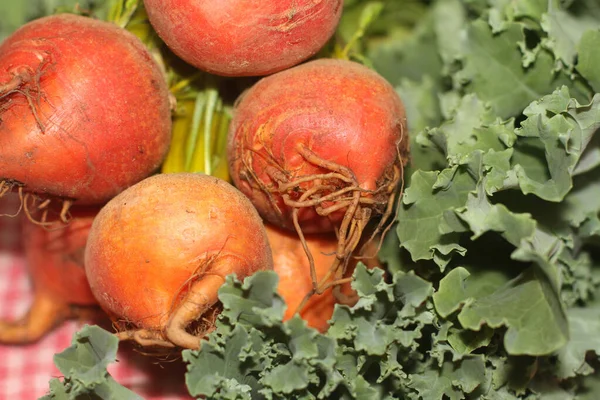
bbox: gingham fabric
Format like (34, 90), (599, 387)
(0, 196), (191, 400)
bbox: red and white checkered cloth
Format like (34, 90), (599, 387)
(0, 196), (192, 400)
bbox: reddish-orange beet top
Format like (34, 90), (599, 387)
(144, 0), (343, 76)
(0, 14), (171, 205)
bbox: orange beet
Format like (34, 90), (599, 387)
(84, 173), (273, 349)
(23, 208), (98, 306)
(0, 14), (171, 206)
(228, 58), (408, 280)
(0, 206), (101, 343)
(266, 223), (381, 332)
(144, 0), (343, 76)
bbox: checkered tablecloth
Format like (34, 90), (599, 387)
(0, 195), (192, 400)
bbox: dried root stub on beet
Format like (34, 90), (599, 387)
(84, 173), (273, 350)
(0, 205), (101, 344)
(0, 14), (172, 223)
(228, 58), (409, 301)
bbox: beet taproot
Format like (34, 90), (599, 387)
(0, 205), (100, 343)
